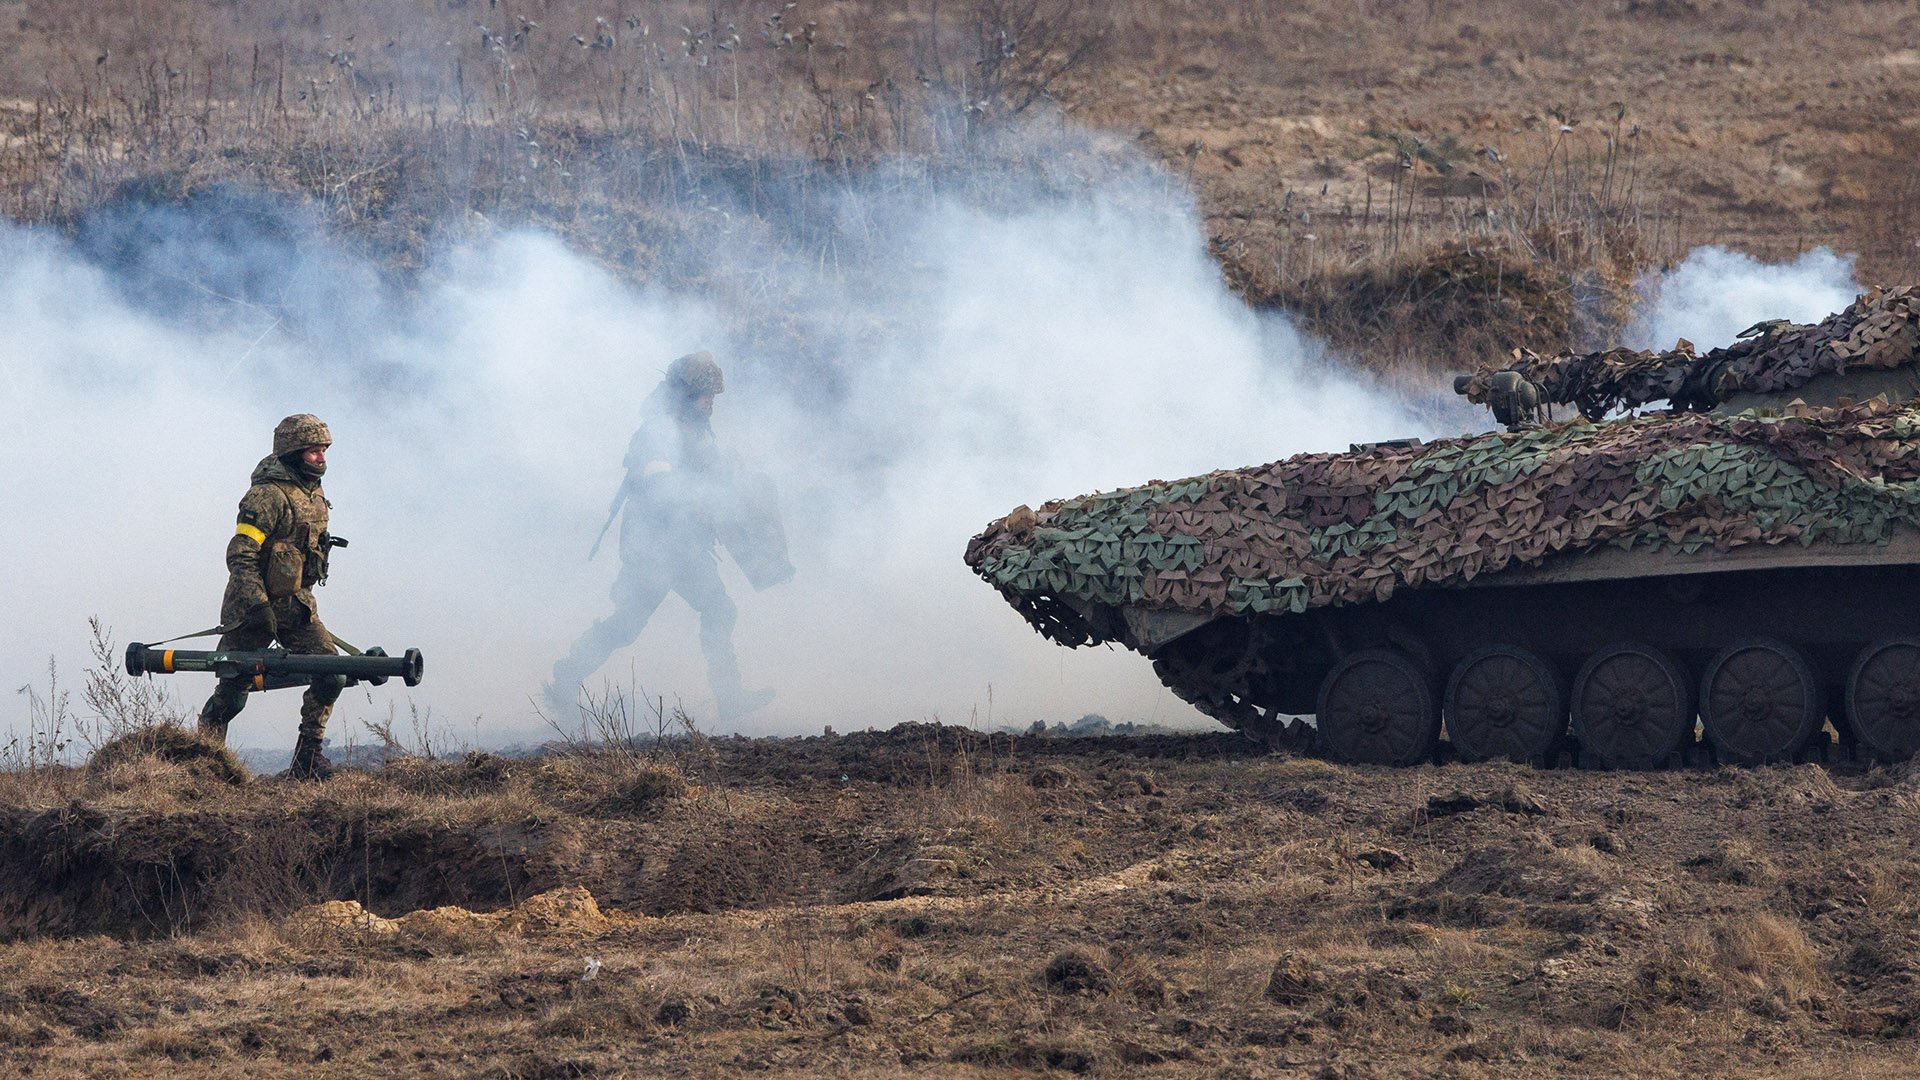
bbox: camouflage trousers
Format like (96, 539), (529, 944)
(195, 599), (344, 746)
(552, 551), (746, 704)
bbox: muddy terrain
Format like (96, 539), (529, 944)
(0, 726), (1917, 1078)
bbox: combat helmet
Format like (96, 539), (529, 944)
(666, 351), (725, 396)
(273, 414), (333, 457)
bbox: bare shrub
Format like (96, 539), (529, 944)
(6, 660), (75, 776)
(78, 618), (190, 751)
(358, 700), (471, 768)
(5, 620), (201, 805)
(540, 672), (714, 780)
(921, 0), (1111, 136)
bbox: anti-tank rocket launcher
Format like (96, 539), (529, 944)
(125, 642), (424, 692)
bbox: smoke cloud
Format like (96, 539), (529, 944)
(20, 134), (1861, 753)
(1627, 246), (1862, 352)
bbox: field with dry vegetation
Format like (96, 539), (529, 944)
(4, 0), (1916, 370)
(7, 1), (1920, 1077)
(3, 725), (1920, 1077)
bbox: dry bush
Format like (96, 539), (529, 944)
(542, 676), (715, 778)
(1714, 914), (1827, 1016)
(4, 620), (199, 805)
(1262, 950), (1326, 1006)
(1224, 133), (1661, 374)
(1685, 837), (1777, 887)
(535, 983), (658, 1041)
(1620, 912), (1826, 1026)
(77, 619), (191, 749)
(85, 726), (250, 789)
(1273, 241), (1583, 372)
(1044, 947), (1113, 995)
(762, 913), (871, 994)
(4, 661), (77, 784)
(526, 750), (691, 817)
(375, 751), (516, 800)
(913, 764), (1035, 838)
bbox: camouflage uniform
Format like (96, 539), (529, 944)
(196, 414), (344, 778)
(552, 353), (779, 721)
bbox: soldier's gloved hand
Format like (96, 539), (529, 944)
(247, 602), (278, 637)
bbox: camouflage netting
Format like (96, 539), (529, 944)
(965, 400), (1920, 648)
(1456, 286), (1920, 418)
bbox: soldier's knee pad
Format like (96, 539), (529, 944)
(204, 680), (249, 717)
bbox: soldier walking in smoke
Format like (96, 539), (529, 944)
(549, 351), (794, 723)
(197, 414), (349, 780)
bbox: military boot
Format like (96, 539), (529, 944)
(286, 678), (342, 780)
(288, 733), (334, 781)
(705, 638), (773, 724)
(714, 685), (776, 724)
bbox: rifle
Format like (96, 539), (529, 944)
(587, 485), (629, 561)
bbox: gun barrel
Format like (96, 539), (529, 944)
(126, 644), (424, 687)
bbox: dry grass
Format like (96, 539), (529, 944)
(1622, 913), (1828, 1028)
(6, 1), (1910, 380)
(4, 729), (1920, 1074)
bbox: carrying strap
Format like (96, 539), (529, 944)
(143, 621), (244, 648)
(143, 621), (365, 657)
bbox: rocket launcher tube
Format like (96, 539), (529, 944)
(124, 644), (424, 688)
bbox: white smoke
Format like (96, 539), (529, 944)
(0, 139), (1468, 754)
(1627, 246), (1862, 351)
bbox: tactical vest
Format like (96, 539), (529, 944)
(263, 480), (332, 599)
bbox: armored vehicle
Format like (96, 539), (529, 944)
(966, 287), (1920, 767)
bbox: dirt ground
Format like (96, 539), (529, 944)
(2, 726), (1919, 1078)
(1082, 1), (1920, 281)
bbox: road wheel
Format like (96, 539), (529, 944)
(1444, 646), (1565, 764)
(1700, 638), (1822, 766)
(1571, 642), (1692, 770)
(1317, 648), (1439, 766)
(1845, 637), (1920, 762)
